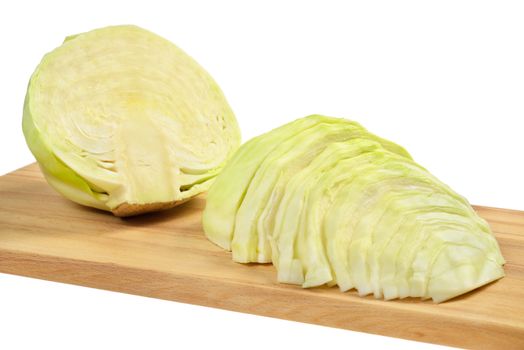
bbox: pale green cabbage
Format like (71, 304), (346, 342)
(23, 25), (240, 216)
(203, 115), (505, 302)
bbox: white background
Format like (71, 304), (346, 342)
(1, 1), (522, 349)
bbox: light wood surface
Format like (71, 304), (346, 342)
(1, 164), (523, 349)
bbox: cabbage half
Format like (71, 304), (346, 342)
(203, 115), (505, 302)
(23, 25), (241, 216)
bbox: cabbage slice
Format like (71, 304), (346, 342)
(203, 115), (505, 302)
(23, 25), (240, 216)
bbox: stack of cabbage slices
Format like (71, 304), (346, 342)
(23, 25), (504, 302)
(204, 115), (505, 303)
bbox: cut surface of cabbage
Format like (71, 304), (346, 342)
(23, 25), (240, 216)
(203, 115), (505, 302)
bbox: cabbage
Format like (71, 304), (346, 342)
(23, 25), (240, 216)
(203, 115), (505, 302)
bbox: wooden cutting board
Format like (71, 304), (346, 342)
(1, 164), (523, 349)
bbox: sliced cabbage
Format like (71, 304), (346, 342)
(23, 25), (240, 216)
(203, 115), (505, 302)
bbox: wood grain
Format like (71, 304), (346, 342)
(1, 164), (523, 349)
